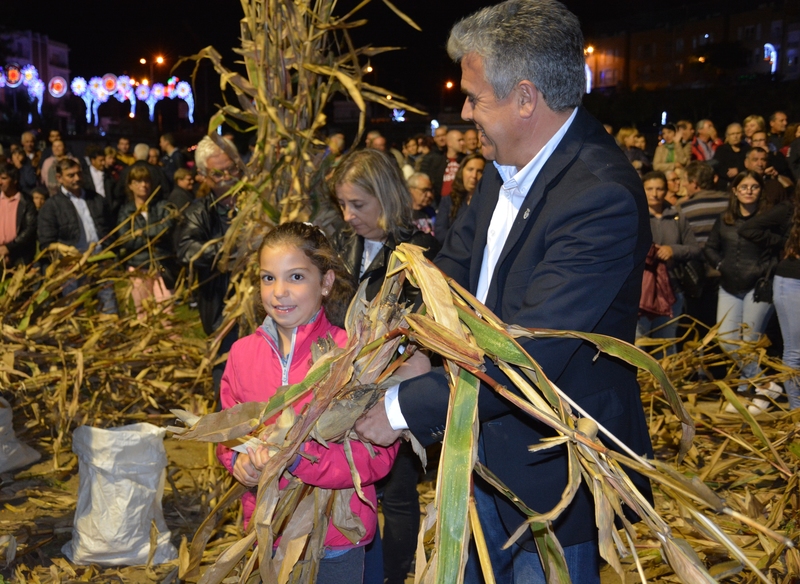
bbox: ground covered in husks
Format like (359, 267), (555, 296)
(1, 289), (799, 583)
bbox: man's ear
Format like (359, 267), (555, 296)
(517, 80), (538, 119)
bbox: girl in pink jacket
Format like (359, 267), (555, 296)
(216, 222), (399, 582)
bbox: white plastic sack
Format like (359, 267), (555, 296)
(62, 423), (177, 566)
(0, 397), (41, 474)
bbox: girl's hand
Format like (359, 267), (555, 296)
(247, 445), (271, 472)
(233, 451), (262, 487)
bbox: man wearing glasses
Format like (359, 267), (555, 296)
(177, 136), (243, 397)
(407, 172), (436, 235)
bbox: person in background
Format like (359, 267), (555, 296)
(176, 136), (242, 395)
(148, 147), (161, 167)
(38, 158), (118, 315)
(739, 183), (800, 410)
(704, 171), (780, 404)
(691, 119), (722, 162)
(9, 145), (38, 195)
(751, 129), (791, 179)
(20, 131), (41, 172)
(636, 171), (701, 354)
(676, 120), (694, 161)
(653, 123), (688, 172)
(714, 123), (747, 189)
(104, 146), (127, 182)
(82, 144), (120, 218)
(743, 114), (766, 145)
(407, 172), (436, 235)
(37, 129), (63, 172)
(42, 139), (77, 196)
(116, 137), (136, 166)
(168, 168), (195, 210)
(767, 111), (788, 153)
(436, 152), (485, 243)
(159, 133), (188, 189)
(0, 163), (38, 266)
(463, 128), (480, 154)
(115, 144), (171, 203)
(31, 186), (49, 211)
(616, 127), (649, 174)
(117, 166), (176, 318)
(664, 169), (683, 207)
(440, 129), (465, 200)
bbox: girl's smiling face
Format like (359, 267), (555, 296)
(259, 244), (335, 349)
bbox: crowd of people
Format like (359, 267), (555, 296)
(2, 0), (800, 580)
(616, 113), (800, 413)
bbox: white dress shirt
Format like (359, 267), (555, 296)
(385, 108), (578, 431)
(88, 165), (106, 197)
(62, 187), (100, 252)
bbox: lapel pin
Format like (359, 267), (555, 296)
(523, 208), (530, 220)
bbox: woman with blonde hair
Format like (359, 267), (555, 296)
(743, 114), (766, 144)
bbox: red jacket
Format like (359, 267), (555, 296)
(216, 309), (398, 549)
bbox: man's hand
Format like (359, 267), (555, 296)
(655, 245), (674, 262)
(765, 166), (779, 179)
(394, 350), (431, 382)
(355, 398), (404, 446)
(727, 167), (738, 178)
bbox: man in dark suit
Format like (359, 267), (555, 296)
(82, 144), (120, 219)
(356, 1), (653, 582)
(38, 158), (118, 314)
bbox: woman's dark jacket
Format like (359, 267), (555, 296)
(332, 226), (441, 303)
(116, 200), (176, 269)
(705, 212), (775, 295)
(5, 193), (38, 265)
(739, 199), (800, 281)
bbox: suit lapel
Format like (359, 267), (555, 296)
(484, 108), (590, 307)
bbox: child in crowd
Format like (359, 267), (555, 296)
(216, 221), (399, 582)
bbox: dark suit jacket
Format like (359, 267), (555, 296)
(397, 107), (654, 549)
(81, 165), (120, 218)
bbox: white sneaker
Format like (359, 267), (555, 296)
(748, 398), (772, 415)
(724, 401), (740, 414)
(755, 382), (783, 400)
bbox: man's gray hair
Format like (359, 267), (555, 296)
(194, 136), (222, 176)
(446, 0), (585, 111)
(133, 143), (150, 161)
(407, 172), (430, 188)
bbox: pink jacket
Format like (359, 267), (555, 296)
(216, 309), (398, 549)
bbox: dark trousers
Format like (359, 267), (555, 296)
(380, 441), (421, 584)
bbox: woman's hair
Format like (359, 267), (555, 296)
(743, 115), (766, 133)
(449, 153), (486, 221)
(104, 146), (118, 157)
(783, 123), (800, 148)
(126, 165), (152, 199)
(615, 127), (637, 148)
(331, 149), (413, 240)
(783, 182), (800, 259)
(257, 222), (356, 328)
(723, 171), (764, 225)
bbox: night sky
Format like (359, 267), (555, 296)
(4, 0), (675, 111)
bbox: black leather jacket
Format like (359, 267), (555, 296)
(117, 200), (176, 270)
(332, 226), (441, 303)
(176, 194), (234, 334)
(4, 193), (38, 265)
(705, 212), (775, 295)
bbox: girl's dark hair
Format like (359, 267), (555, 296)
(257, 222), (356, 328)
(723, 170), (764, 225)
(449, 153), (486, 221)
(784, 182), (800, 259)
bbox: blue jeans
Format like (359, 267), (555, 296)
(465, 438), (600, 584)
(637, 291), (684, 356)
(716, 286), (773, 386)
(773, 276), (800, 409)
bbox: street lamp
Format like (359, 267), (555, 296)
(140, 55), (166, 82)
(445, 80), (454, 89)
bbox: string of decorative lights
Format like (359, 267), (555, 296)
(0, 64), (194, 125)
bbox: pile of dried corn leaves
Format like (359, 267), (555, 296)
(0, 248), (798, 583)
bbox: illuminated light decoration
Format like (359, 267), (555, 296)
(430, 119), (440, 136)
(90, 85), (110, 126)
(5, 65), (22, 88)
(71, 77), (93, 123)
(0, 69), (6, 88)
(172, 80), (194, 123)
(28, 78), (45, 114)
(21, 64), (38, 86)
(392, 108), (406, 122)
(88, 76), (103, 94)
(102, 73), (118, 93)
(145, 82), (165, 121)
(135, 84), (150, 101)
(764, 43), (778, 74)
(585, 63), (592, 94)
(49, 76), (67, 98)
(114, 75), (136, 118)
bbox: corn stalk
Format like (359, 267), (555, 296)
(172, 244), (795, 584)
